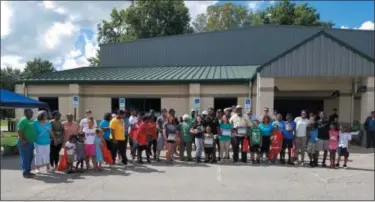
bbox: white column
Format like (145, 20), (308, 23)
(255, 73), (274, 117)
(338, 95), (352, 124)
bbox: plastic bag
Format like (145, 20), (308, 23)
(242, 137), (249, 152)
(101, 141), (113, 165)
(57, 149), (68, 171)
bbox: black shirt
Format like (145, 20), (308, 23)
(317, 118), (329, 140)
(203, 116), (220, 134)
(192, 123), (204, 138)
(329, 113), (338, 123)
(150, 115), (157, 122)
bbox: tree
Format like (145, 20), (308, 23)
(22, 58), (55, 79)
(261, 0), (334, 27)
(192, 3), (263, 33)
(89, 0), (193, 64)
(88, 50), (100, 67)
(0, 66), (22, 118)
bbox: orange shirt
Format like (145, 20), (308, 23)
(270, 131), (283, 153)
(137, 123), (148, 146)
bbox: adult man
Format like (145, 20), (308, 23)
(156, 108), (168, 161)
(110, 110), (127, 165)
(17, 109), (37, 178)
(230, 105), (252, 163)
(364, 111), (375, 148)
(316, 111), (330, 166)
(203, 109), (220, 162)
(79, 110), (97, 132)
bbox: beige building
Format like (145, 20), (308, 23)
(15, 25), (374, 124)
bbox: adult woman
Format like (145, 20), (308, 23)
(50, 111), (64, 169)
(99, 112), (112, 151)
(163, 115), (179, 163)
(259, 115), (273, 161)
(190, 115), (205, 163)
(294, 110), (309, 165)
(63, 113), (79, 143)
(34, 110), (53, 173)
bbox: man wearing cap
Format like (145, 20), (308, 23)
(229, 105), (252, 163)
(79, 110), (97, 132)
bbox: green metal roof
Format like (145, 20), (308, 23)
(19, 66), (259, 84)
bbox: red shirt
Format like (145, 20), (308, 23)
(137, 123), (149, 146)
(270, 131), (283, 153)
(148, 122), (157, 139)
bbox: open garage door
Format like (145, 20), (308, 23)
(274, 98), (324, 119)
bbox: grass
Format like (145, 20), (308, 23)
(0, 120), (7, 127)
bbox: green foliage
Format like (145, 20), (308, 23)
(261, 0), (334, 27)
(22, 58), (55, 79)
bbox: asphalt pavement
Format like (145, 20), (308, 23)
(1, 147), (374, 200)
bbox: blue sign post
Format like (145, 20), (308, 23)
(193, 97), (200, 114)
(119, 98), (126, 110)
(244, 98), (251, 113)
(73, 95), (79, 108)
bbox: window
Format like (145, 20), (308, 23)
(111, 98), (161, 114)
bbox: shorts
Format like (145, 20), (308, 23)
(317, 139), (329, 151)
(282, 139), (294, 149)
(35, 144), (50, 166)
(250, 144), (260, 152)
(261, 136), (270, 153)
(338, 147), (349, 158)
(67, 155), (75, 163)
(306, 143), (317, 153)
(84, 144), (95, 156)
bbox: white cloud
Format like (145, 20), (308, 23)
(0, 55), (26, 70)
(1, 1), (13, 39)
(358, 21), (374, 30)
(340, 21), (374, 30)
(1, 1), (216, 71)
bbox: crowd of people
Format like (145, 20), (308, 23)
(16, 105), (375, 179)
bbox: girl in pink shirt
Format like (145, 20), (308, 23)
(328, 123), (339, 168)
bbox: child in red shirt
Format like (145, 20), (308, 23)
(136, 115), (151, 163)
(269, 124), (284, 163)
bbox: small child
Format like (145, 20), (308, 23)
(269, 124), (283, 163)
(336, 125), (358, 168)
(94, 129), (104, 171)
(249, 120), (262, 164)
(75, 133), (85, 172)
(219, 116), (232, 161)
(203, 126), (215, 163)
(65, 135), (77, 174)
(307, 121), (319, 167)
(137, 115), (151, 163)
(328, 123), (339, 168)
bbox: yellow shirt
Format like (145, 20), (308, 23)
(109, 117), (125, 141)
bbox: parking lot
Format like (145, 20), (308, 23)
(1, 147), (374, 200)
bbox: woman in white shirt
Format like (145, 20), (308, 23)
(294, 110), (309, 165)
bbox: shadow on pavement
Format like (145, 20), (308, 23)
(1, 155), (22, 170)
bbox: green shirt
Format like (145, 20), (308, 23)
(17, 117), (37, 143)
(352, 124), (360, 132)
(250, 128), (261, 145)
(219, 123), (232, 141)
(180, 122), (192, 142)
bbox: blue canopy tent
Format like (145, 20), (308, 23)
(0, 89), (49, 109)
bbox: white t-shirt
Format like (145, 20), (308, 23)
(83, 127), (96, 144)
(294, 117), (309, 137)
(339, 132), (355, 148)
(128, 115), (138, 133)
(65, 141), (76, 155)
(79, 118), (97, 129)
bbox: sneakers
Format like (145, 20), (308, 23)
(23, 173), (35, 178)
(343, 164), (347, 168)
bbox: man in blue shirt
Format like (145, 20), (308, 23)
(280, 113), (296, 165)
(364, 111), (375, 148)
